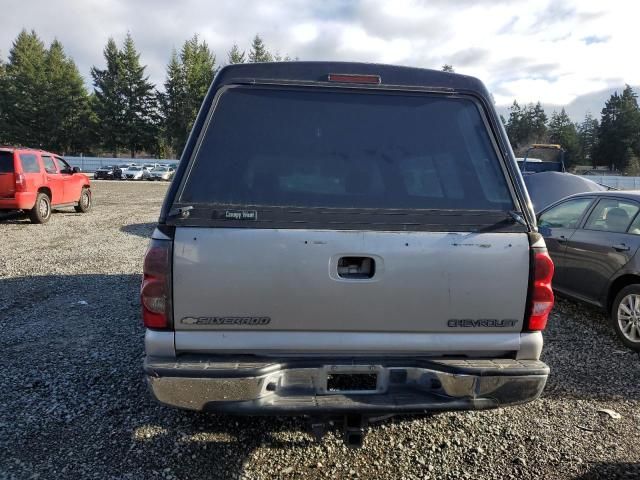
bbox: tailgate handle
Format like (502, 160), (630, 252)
(337, 257), (375, 279)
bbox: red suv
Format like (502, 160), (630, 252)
(0, 147), (92, 223)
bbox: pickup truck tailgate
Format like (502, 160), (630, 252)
(172, 228), (530, 342)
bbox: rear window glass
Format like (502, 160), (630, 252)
(20, 153), (40, 173)
(0, 151), (14, 173)
(180, 88), (513, 211)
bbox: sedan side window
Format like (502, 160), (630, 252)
(538, 198), (593, 229)
(585, 198), (639, 233)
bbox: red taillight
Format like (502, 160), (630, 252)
(526, 251), (555, 331)
(15, 173), (26, 192)
(327, 73), (381, 84)
(141, 239), (172, 329)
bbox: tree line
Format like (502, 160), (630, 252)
(0, 30), (289, 158)
(0, 29), (639, 170)
(503, 86), (640, 173)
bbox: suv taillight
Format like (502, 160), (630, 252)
(525, 250), (555, 331)
(141, 238), (172, 329)
(15, 173), (26, 192)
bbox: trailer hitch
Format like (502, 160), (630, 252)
(308, 415), (369, 448)
(343, 415), (367, 448)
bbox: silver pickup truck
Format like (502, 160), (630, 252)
(142, 62), (554, 446)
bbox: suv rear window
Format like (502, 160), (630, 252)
(180, 87), (513, 211)
(0, 151), (14, 173)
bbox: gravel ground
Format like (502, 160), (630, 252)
(1, 180), (639, 480)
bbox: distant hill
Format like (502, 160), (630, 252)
(496, 85), (640, 123)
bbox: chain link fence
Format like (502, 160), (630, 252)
(587, 176), (640, 190)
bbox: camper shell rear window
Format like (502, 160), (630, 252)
(174, 86), (520, 231)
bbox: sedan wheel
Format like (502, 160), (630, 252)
(612, 286), (640, 351)
(617, 294), (640, 342)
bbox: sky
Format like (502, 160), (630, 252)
(0, 0), (636, 111)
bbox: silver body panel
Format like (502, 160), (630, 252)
(172, 228), (532, 356)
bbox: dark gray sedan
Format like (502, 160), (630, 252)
(538, 191), (640, 351)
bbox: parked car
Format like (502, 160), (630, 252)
(93, 165), (122, 180)
(142, 62), (553, 446)
(538, 191), (640, 351)
(0, 147), (92, 223)
(122, 165), (150, 180)
(143, 163), (160, 171)
(524, 171), (607, 212)
(148, 166), (175, 181)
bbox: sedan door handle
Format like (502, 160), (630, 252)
(612, 243), (630, 252)
(557, 235), (568, 243)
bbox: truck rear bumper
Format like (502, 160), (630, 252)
(144, 356), (548, 414)
(0, 192), (36, 210)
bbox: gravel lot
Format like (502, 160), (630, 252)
(1, 181), (639, 480)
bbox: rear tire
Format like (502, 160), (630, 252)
(29, 192), (51, 224)
(75, 187), (92, 213)
(611, 285), (640, 352)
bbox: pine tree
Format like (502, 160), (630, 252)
(441, 64), (454, 73)
(181, 35), (215, 124)
(505, 100), (549, 152)
(505, 101), (523, 149)
(248, 35), (272, 63)
(577, 113), (599, 167)
(3, 30), (48, 147)
(0, 55), (7, 144)
(1, 30), (90, 152)
(227, 43), (246, 64)
(91, 38), (125, 156)
(161, 49), (186, 157)
(594, 85), (640, 171)
(161, 35), (215, 156)
(529, 102), (548, 141)
(547, 108), (579, 167)
(42, 39), (91, 153)
(119, 33), (159, 157)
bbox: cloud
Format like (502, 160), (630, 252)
(582, 35), (611, 45)
(0, 0), (636, 115)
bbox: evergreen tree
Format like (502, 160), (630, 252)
(577, 113), (599, 167)
(92, 34), (159, 157)
(119, 33), (160, 158)
(505, 100), (548, 151)
(547, 108), (579, 167)
(248, 35), (272, 63)
(227, 43), (246, 64)
(42, 39), (91, 153)
(441, 64), (454, 73)
(272, 52), (293, 62)
(161, 35), (215, 156)
(161, 49), (186, 157)
(529, 102), (548, 141)
(181, 35), (215, 123)
(3, 30), (48, 147)
(91, 38), (125, 156)
(594, 85), (640, 171)
(0, 55), (7, 144)
(505, 100), (523, 149)
(1, 30), (90, 152)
